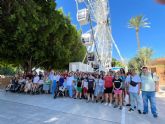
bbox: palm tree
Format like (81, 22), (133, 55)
(128, 15), (150, 50)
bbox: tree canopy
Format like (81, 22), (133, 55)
(111, 58), (124, 67)
(128, 47), (153, 71)
(0, 0), (86, 72)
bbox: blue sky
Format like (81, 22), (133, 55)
(56, 0), (165, 60)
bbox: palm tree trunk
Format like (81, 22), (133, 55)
(136, 30), (140, 50)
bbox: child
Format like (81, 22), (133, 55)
(75, 76), (83, 99)
(82, 77), (88, 99)
(38, 76), (44, 93)
(63, 78), (68, 96)
(24, 78), (32, 93)
(43, 76), (51, 94)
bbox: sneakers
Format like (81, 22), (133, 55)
(138, 110), (142, 114)
(153, 114), (158, 118)
(104, 103), (108, 106)
(128, 108), (134, 112)
(119, 106), (122, 110)
(126, 104), (131, 106)
(109, 103), (112, 107)
(114, 105), (118, 108)
(143, 112), (148, 114)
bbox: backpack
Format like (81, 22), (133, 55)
(139, 72), (153, 79)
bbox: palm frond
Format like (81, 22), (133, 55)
(128, 15), (150, 29)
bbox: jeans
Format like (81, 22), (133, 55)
(67, 85), (73, 97)
(130, 92), (142, 111)
(51, 80), (56, 96)
(142, 91), (157, 115)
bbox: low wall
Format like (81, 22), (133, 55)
(0, 76), (11, 89)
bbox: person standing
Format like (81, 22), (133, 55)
(125, 70), (132, 106)
(87, 74), (95, 102)
(94, 74), (100, 102)
(82, 74), (88, 99)
(113, 73), (123, 110)
(119, 68), (126, 105)
(127, 68), (142, 114)
(48, 70), (55, 94)
(75, 75), (83, 99)
(66, 72), (74, 98)
(140, 66), (159, 118)
(104, 72), (113, 106)
(96, 75), (104, 103)
(32, 72), (39, 94)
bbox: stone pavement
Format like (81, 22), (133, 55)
(0, 91), (165, 124)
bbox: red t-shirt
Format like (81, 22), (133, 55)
(104, 76), (113, 88)
(63, 73), (68, 79)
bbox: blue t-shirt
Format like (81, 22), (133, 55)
(59, 77), (64, 86)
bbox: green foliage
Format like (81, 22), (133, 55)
(112, 58), (124, 67)
(0, 0), (86, 72)
(128, 47), (153, 72)
(0, 62), (16, 75)
(128, 15), (150, 30)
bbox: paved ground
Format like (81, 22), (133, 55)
(0, 91), (165, 124)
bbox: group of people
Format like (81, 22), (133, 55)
(6, 66), (159, 118)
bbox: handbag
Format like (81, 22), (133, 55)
(130, 76), (138, 87)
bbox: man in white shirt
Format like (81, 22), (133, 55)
(54, 72), (61, 82)
(140, 66), (159, 118)
(66, 72), (74, 97)
(127, 68), (142, 114)
(48, 70), (54, 94)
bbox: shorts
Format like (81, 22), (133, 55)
(83, 87), (88, 94)
(88, 88), (94, 94)
(94, 86), (104, 96)
(114, 90), (122, 95)
(104, 87), (113, 93)
(77, 87), (82, 93)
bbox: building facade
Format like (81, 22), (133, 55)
(149, 58), (165, 85)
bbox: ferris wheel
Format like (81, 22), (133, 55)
(75, 0), (124, 71)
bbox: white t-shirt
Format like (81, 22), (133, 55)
(54, 75), (60, 82)
(99, 79), (104, 86)
(66, 76), (74, 86)
(49, 73), (54, 81)
(38, 79), (44, 84)
(25, 80), (29, 84)
(18, 79), (25, 84)
(83, 80), (88, 88)
(126, 74), (141, 93)
(33, 76), (39, 83)
(141, 72), (157, 92)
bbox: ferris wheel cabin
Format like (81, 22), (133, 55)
(81, 33), (93, 46)
(76, 0), (84, 3)
(77, 8), (89, 25)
